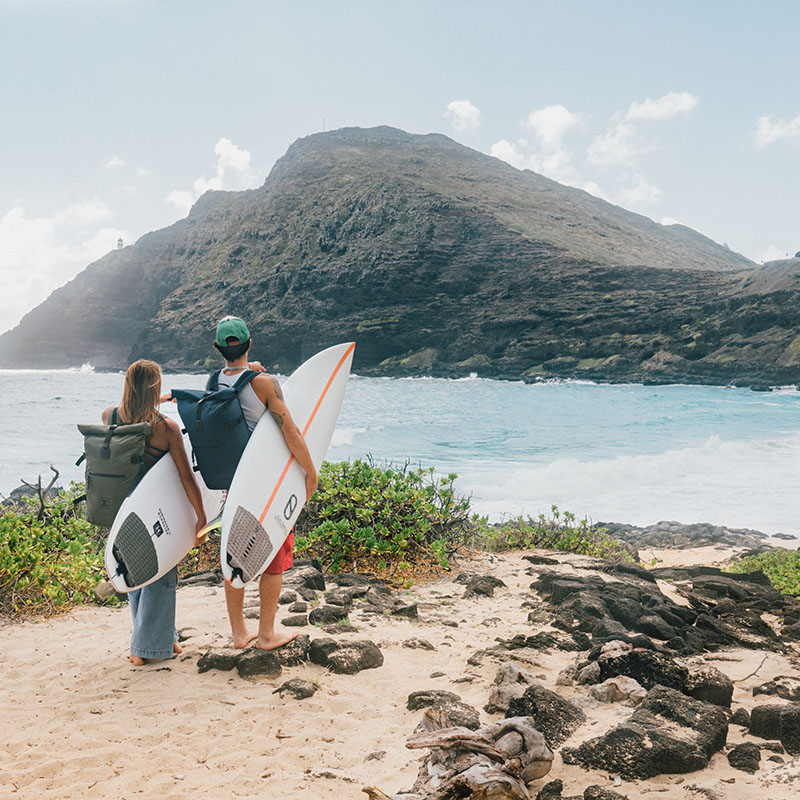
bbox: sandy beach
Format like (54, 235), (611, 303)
(2, 547), (799, 799)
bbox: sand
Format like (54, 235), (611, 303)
(1, 549), (799, 799)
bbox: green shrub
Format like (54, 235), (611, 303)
(469, 505), (634, 562)
(294, 459), (472, 573)
(725, 549), (800, 596)
(0, 484), (110, 617)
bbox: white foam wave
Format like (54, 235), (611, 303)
(330, 426), (367, 447)
(460, 433), (800, 535)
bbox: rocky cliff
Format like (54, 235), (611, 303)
(1, 126), (798, 386)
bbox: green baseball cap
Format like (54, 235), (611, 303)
(215, 315), (250, 345)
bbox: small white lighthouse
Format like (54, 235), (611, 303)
(117, 237), (123, 250)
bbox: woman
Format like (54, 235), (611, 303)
(102, 359), (207, 666)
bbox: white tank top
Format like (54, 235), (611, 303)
(216, 368), (266, 431)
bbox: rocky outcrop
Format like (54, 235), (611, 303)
(4, 127), (800, 387)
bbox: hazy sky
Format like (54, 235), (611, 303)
(1, 0), (799, 334)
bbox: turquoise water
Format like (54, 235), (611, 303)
(1, 369), (799, 534)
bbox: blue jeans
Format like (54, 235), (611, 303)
(128, 567), (178, 659)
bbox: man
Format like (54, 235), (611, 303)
(212, 315), (318, 650)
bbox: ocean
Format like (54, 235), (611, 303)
(1, 368), (799, 535)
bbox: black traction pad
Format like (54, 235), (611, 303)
(113, 513), (159, 588)
(227, 505), (274, 584)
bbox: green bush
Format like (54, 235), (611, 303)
(294, 459), (472, 573)
(469, 505), (635, 562)
(725, 549), (800, 596)
(0, 485), (110, 617)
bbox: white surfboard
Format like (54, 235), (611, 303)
(220, 342), (355, 587)
(104, 423), (225, 592)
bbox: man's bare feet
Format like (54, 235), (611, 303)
(173, 641), (182, 655)
(256, 629), (298, 651)
(129, 654), (146, 666)
(232, 631), (259, 649)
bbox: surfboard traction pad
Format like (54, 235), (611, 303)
(226, 505), (274, 584)
(113, 512), (159, 589)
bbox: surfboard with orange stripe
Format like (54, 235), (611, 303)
(219, 342), (355, 587)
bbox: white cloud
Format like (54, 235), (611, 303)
(620, 175), (662, 206)
(103, 155), (126, 170)
(588, 122), (636, 166)
(524, 104), (583, 147)
(165, 137), (260, 217)
(136, 167), (151, 178)
(490, 139), (526, 168)
(444, 99), (481, 132)
(660, 217), (680, 226)
(626, 91), (698, 120)
(755, 114), (800, 147)
(0, 202), (126, 333)
(758, 244), (790, 262)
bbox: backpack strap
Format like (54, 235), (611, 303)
(231, 369), (258, 393)
(206, 370), (221, 391)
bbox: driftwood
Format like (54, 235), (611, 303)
(19, 466), (60, 520)
(363, 707), (553, 800)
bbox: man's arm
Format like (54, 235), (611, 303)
(252, 374), (319, 499)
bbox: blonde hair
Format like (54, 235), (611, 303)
(119, 360), (163, 427)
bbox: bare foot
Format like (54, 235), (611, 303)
(232, 631), (258, 649)
(173, 641), (183, 655)
(129, 654), (146, 666)
(256, 629), (298, 651)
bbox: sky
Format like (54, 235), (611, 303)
(1, 0), (799, 335)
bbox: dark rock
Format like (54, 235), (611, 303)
(683, 663), (733, 707)
(753, 675), (800, 702)
(287, 601), (307, 613)
(308, 637), (340, 665)
(463, 574), (507, 597)
(178, 570), (221, 586)
(596, 648), (688, 691)
(730, 707), (750, 727)
(633, 614), (676, 641)
(282, 614), (308, 627)
(408, 690), (462, 711)
(278, 590), (297, 605)
(236, 648), (282, 678)
(561, 686), (728, 779)
(768, 754), (785, 763)
(583, 787), (630, 800)
(309, 605), (349, 625)
(295, 586), (319, 601)
(402, 638), (436, 650)
(507, 685), (586, 747)
(523, 554), (559, 565)
(324, 588), (354, 606)
(391, 602), (419, 619)
(537, 779), (565, 800)
(285, 565), (326, 591)
(329, 572), (373, 586)
(750, 705), (785, 739)
(322, 622), (359, 634)
(727, 742), (760, 773)
(197, 649), (239, 673)
(311, 639), (384, 674)
(273, 634), (310, 667)
(273, 678), (318, 699)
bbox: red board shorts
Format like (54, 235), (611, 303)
(263, 531), (294, 574)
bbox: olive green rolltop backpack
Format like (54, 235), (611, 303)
(76, 409), (151, 527)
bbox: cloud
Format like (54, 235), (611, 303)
(754, 114), (800, 147)
(490, 139), (526, 169)
(103, 155), (126, 170)
(626, 91), (698, 120)
(524, 104), (583, 147)
(588, 122), (636, 166)
(0, 202), (126, 333)
(758, 244), (790, 262)
(165, 137), (260, 217)
(444, 99), (481, 132)
(619, 175), (662, 206)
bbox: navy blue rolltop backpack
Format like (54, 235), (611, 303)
(172, 369), (258, 490)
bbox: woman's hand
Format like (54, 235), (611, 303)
(247, 360), (267, 372)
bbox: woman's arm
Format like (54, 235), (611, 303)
(164, 418), (207, 538)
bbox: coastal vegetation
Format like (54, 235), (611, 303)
(726, 549), (800, 597)
(1, 459), (635, 617)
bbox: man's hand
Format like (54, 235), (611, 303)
(159, 392), (174, 404)
(305, 470), (319, 500)
(195, 517), (209, 543)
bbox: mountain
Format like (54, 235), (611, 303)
(1, 126), (798, 386)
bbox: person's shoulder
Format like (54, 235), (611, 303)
(101, 405), (115, 424)
(159, 415), (181, 435)
(251, 372), (275, 388)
